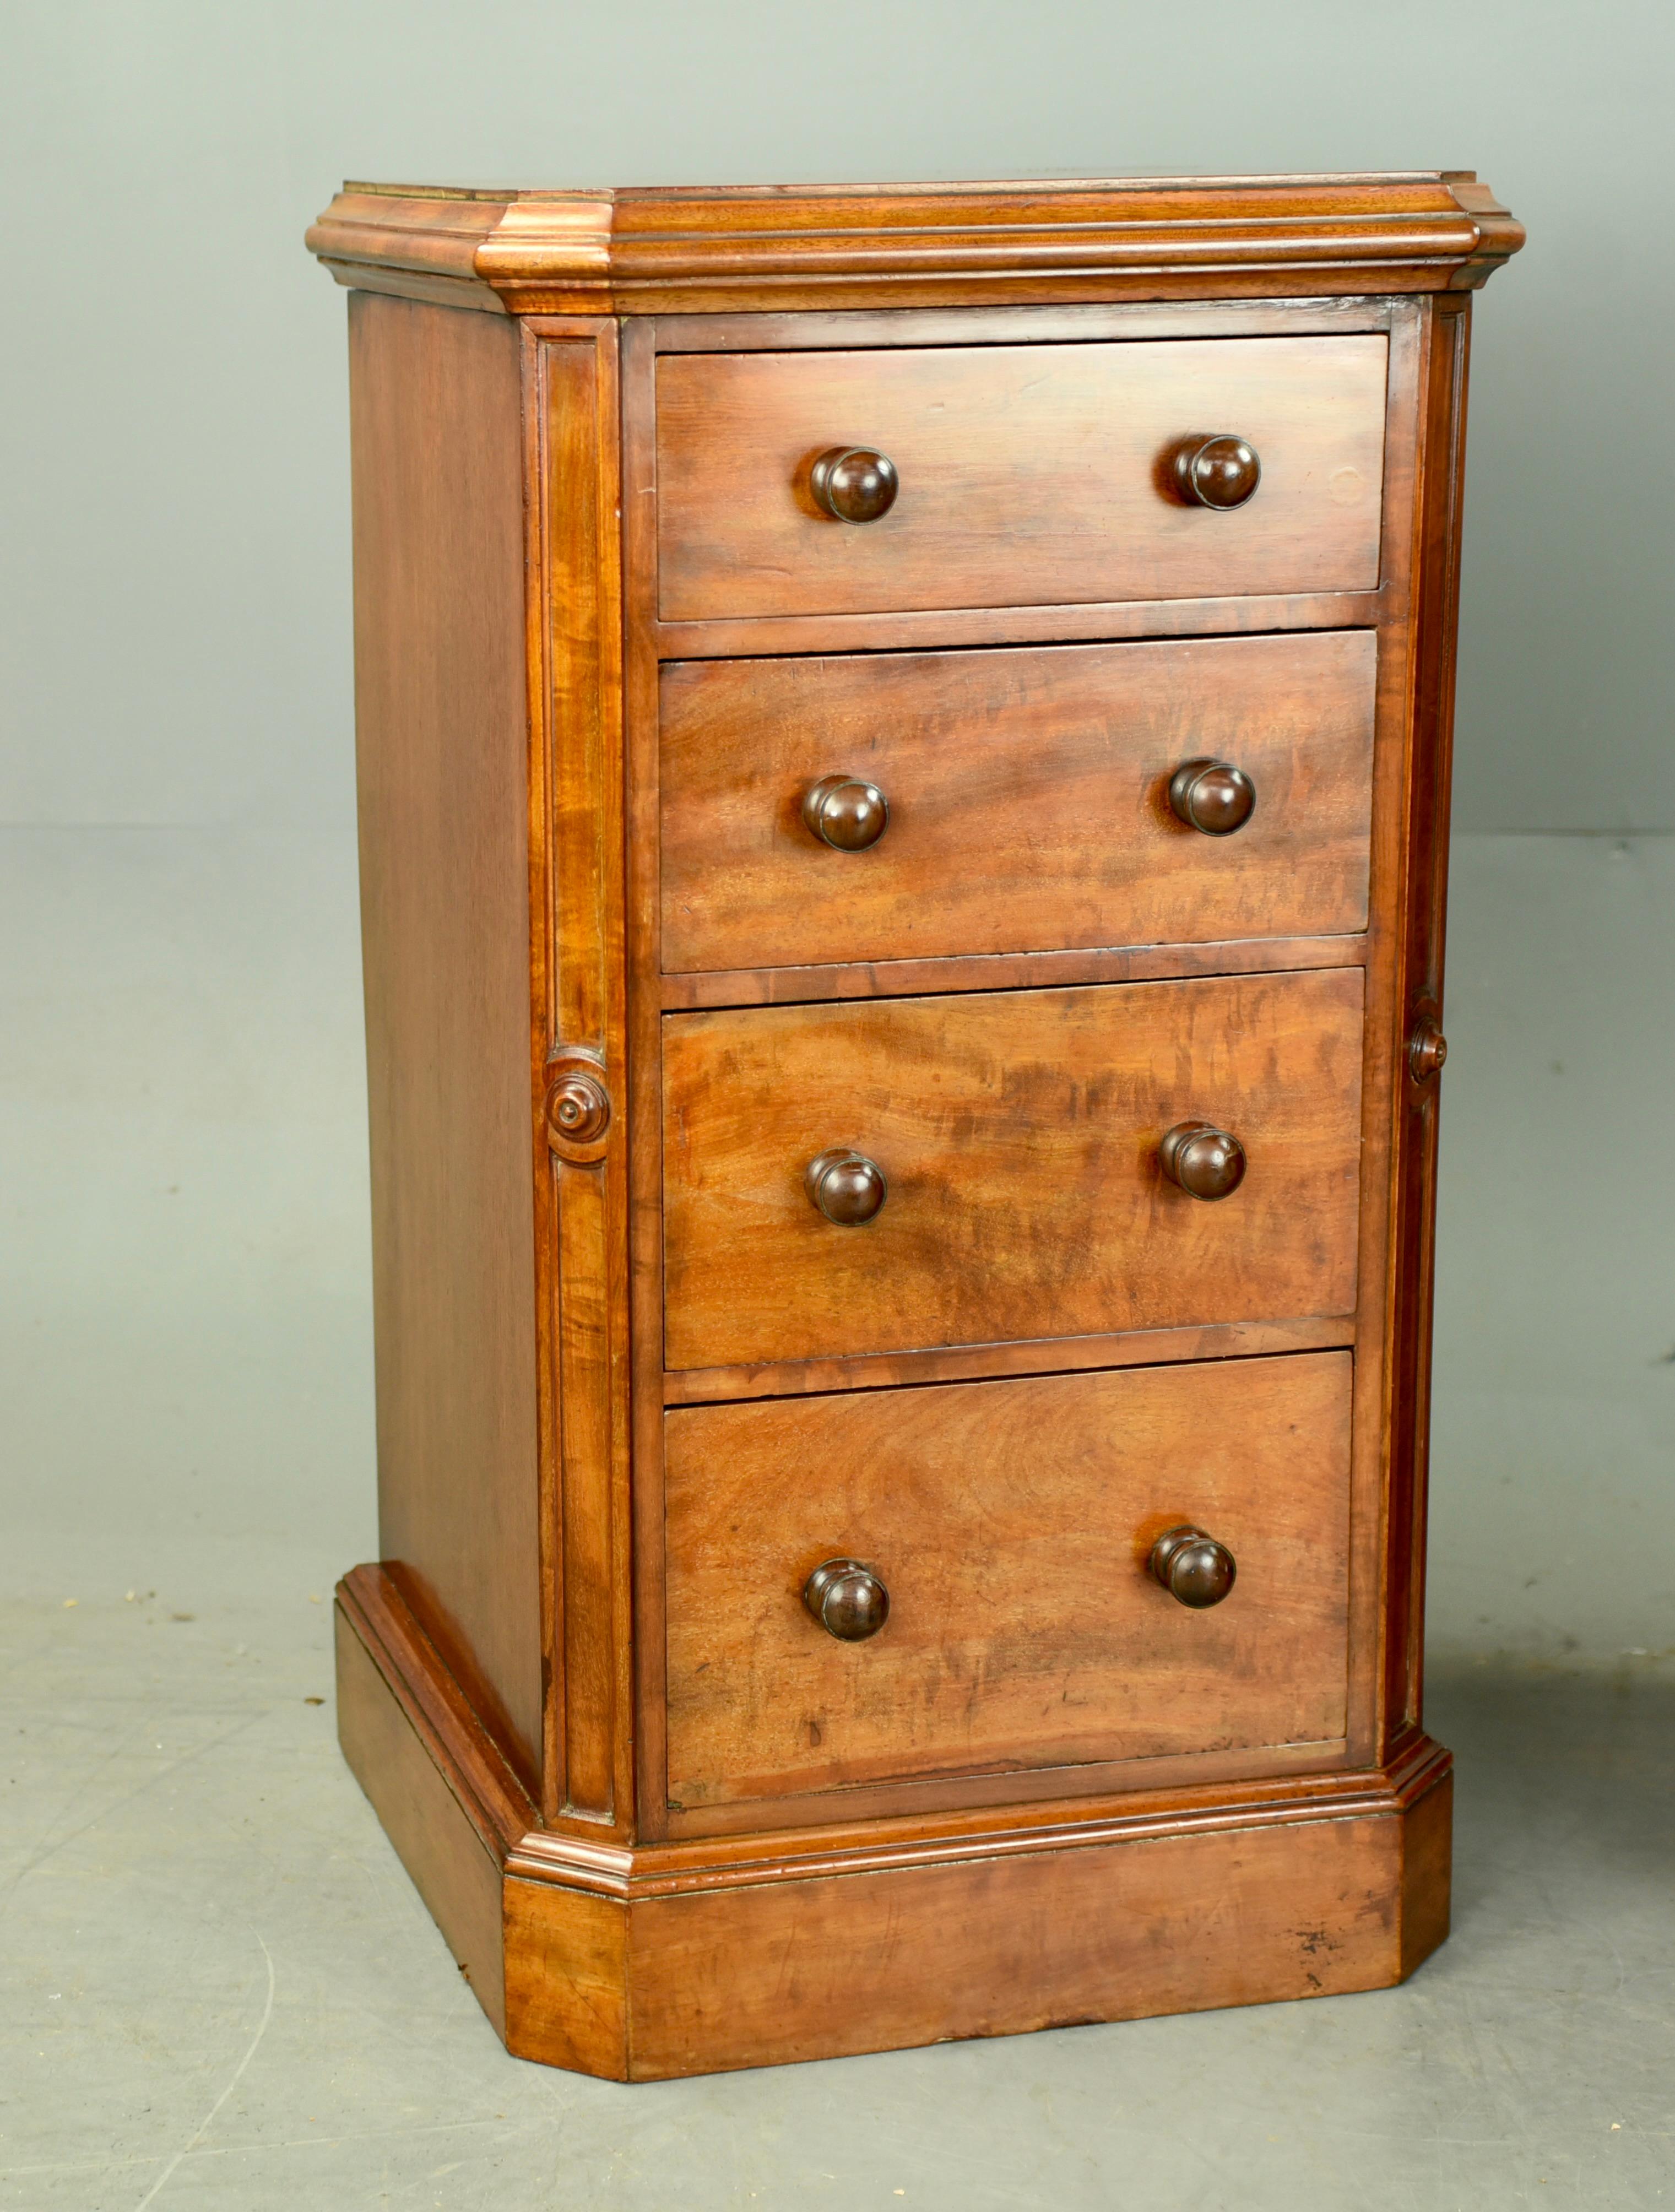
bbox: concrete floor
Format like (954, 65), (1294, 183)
(3, 827), (1673, 2207)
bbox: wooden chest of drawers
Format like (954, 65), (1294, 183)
(307, 170), (1522, 2079)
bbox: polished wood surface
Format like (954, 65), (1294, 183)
(1168, 756), (1259, 835)
(803, 1146), (888, 1226)
(313, 174), (1522, 2078)
(809, 445), (898, 522)
(803, 1558), (892, 1642)
(660, 630), (1375, 975)
(664, 1352), (1351, 1807)
(337, 1604), (510, 2034)
(1149, 1525), (1239, 1608)
(661, 1312), (1354, 1408)
(1159, 1120), (1249, 1201)
(660, 928), (1367, 1013)
(308, 172), (1524, 317)
(663, 968), (1364, 1370)
(338, 1552), (1449, 2079)
(656, 336), (1388, 620)
(529, 324), (636, 1829)
(348, 294), (544, 1788)
(610, 1797), (1420, 2077)
(1172, 432), (1262, 509)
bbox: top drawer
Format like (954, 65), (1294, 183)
(655, 335), (1389, 622)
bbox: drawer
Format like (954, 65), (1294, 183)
(663, 967), (1363, 1371)
(655, 335), (1388, 621)
(661, 630), (1375, 974)
(665, 1350), (1353, 1807)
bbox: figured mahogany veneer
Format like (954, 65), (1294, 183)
(660, 628), (1375, 974)
(308, 170), (1521, 2079)
(665, 1352), (1352, 1808)
(663, 968), (1364, 1370)
(655, 335), (1387, 620)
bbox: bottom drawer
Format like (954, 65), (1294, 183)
(664, 1351), (1353, 1810)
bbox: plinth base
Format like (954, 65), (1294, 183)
(336, 1565), (1451, 2082)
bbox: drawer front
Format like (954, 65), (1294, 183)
(665, 1351), (1353, 1807)
(655, 335), (1387, 621)
(661, 630), (1375, 974)
(663, 968), (1363, 1371)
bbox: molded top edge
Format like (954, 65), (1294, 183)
(306, 170), (1522, 312)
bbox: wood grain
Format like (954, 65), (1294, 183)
(615, 1799), (1416, 2078)
(503, 1879), (628, 2079)
(655, 336), (1388, 621)
(532, 326), (636, 1829)
(663, 968), (1364, 1371)
(335, 1594), (509, 2036)
(661, 630), (1375, 973)
(307, 173), (1523, 317)
(1383, 295), (1475, 1747)
(348, 294), (543, 1788)
(309, 185), (1521, 2074)
(664, 1352), (1352, 1807)
(661, 1312), (1353, 1408)
(658, 929), (1367, 1013)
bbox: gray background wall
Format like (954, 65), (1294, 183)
(3, 1), (1672, 1667)
(5, 0), (1673, 834)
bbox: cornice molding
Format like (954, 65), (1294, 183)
(306, 171), (1524, 316)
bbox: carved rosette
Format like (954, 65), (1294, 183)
(544, 1049), (612, 1162)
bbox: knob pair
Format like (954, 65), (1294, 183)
(803, 760), (1254, 850)
(800, 1532), (1237, 1641)
(806, 437), (1260, 519)
(805, 1125), (1246, 1221)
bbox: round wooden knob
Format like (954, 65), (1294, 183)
(1171, 435), (1261, 510)
(803, 773), (890, 852)
(1409, 1019), (1449, 1082)
(810, 447), (899, 523)
(1149, 1526), (1237, 1609)
(1159, 1121), (1247, 1201)
(805, 1148), (887, 1224)
(1168, 758), (1256, 836)
(804, 1557), (890, 1640)
(543, 1056), (612, 1158)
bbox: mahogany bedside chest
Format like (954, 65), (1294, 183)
(306, 171), (1523, 2079)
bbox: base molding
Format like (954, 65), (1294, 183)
(336, 1564), (1451, 2080)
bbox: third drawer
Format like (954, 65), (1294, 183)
(663, 965), (1364, 1372)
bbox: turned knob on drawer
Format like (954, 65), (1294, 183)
(803, 773), (890, 851)
(1149, 1526), (1237, 1609)
(1168, 758), (1256, 836)
(810, 447), (899, 523)
(1170, 433), (1262, 510)
(804, 1557), (890, 1640)
(805, 1148), (888, 1224)
(1159, 1121), (1247, 1201)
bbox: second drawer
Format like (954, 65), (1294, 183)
(663, 966), (1364, 1372)
(660, 629), (1376, 975)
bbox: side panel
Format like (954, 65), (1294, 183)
(1382, 295), (1475, 1742)
(349, 294), (543, 1785)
